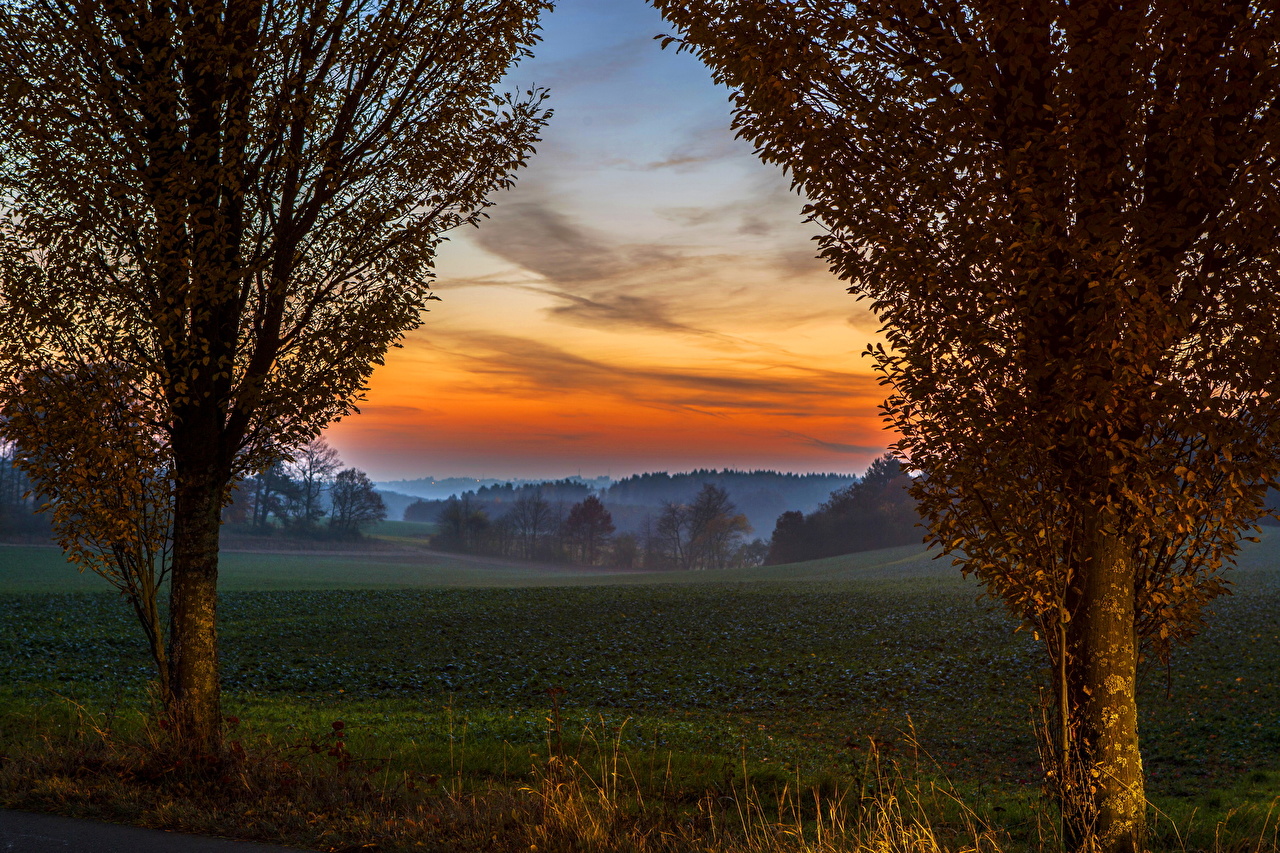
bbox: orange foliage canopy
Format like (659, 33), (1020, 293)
(653, 2), (1280, 849)
(655, 0), (1280, 665)
(2, 364), (173, 694)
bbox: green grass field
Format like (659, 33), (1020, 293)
(0, 533), (1277, 847)
(0, 538), (942, 592)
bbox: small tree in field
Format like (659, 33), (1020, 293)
(610, 532), (639, 569)
(287, 438), (343, 531)
(247, 461), (297, 531)
(2, 365), (173, 698)
(511, 488), (554, 559)
(563, 495), (615, 565)
(687, 483), (750, 570)
(653, 485), (751, 569)
(328, 468), (385, 539)
(0, 0), (551, 752)
(435, 494), (491, 553)
(654, 501), (690, 569)
(653, 2), (1280, 850)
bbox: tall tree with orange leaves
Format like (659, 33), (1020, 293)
(0, 0), (551, 754)
(652, 2), (1280, 850)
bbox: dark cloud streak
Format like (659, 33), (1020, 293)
(543, 290), (702, 335)
(781, 432), (884, 455)
(469, 193), (769, 345)
(426, 329), (882, 419)
(474, 200), (631, 283)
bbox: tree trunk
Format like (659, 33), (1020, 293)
(129, 588), (170, 706)
(1063, 528), (1145, 853)
(167, 461), (226, 754)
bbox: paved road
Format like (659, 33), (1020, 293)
(0, 809), (313, 852)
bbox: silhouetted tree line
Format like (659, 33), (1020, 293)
(604, 469), (856, 533)
(401, 471), (591, 525)
(428, 483), (766, 570)
(404, 469), (858, 535)
(403, 477), (594, 524)
(472, 478), (594, 507)
(222, 439), (385, 539)
(765, 455), (919, 564)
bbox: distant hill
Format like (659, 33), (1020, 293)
(603, 470), (857, 534)
(374, 489), (420, 523)
(396, 469), (859, 535)
(376, 475), (611, 502)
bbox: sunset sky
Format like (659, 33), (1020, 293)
(326, 0), (891, 482)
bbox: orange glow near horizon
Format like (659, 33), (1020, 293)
(325, 236), (893, 481)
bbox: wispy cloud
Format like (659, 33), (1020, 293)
(651, 170), (817, 251)
(473, 199), (634, 283)
(782, 432), (885, 455)
(468, 188), (786, 344)
(641, 123), (746, 172)
(518, 34), (655, 93)
(542, 290), (703, 335)
(358, 404), (439, 417)
(533, 431), (599, 442)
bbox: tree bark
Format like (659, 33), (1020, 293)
(129, 587), (170, 705)
(167, 457), (227, 754)
(1064, 527), (1145, 853)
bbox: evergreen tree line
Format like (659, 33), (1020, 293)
(429, 483), (767, 570)
(605, 468), (853, 505)
(765, 455), (920, 564)
(604, 469), (855, 533)
(222, 439), (386, 539)
(402, 469), (860, 535)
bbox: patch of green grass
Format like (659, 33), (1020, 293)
(1146, 768), (1280, 852)
(0, 541), (949, 593)
(0, 545), (1276, 788)
(0, 692), (1018, 853)
(0, 545), (100, 593)
(369, 519), (439, 537)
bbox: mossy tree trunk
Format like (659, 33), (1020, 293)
(167, 413), (233, 755)
(1062, 526), (1145, 853)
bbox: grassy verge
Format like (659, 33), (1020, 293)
(0, 692), (1036, 853)
(0, 693), (1276, 853)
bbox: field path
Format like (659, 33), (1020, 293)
(0, 809), (311, 851)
